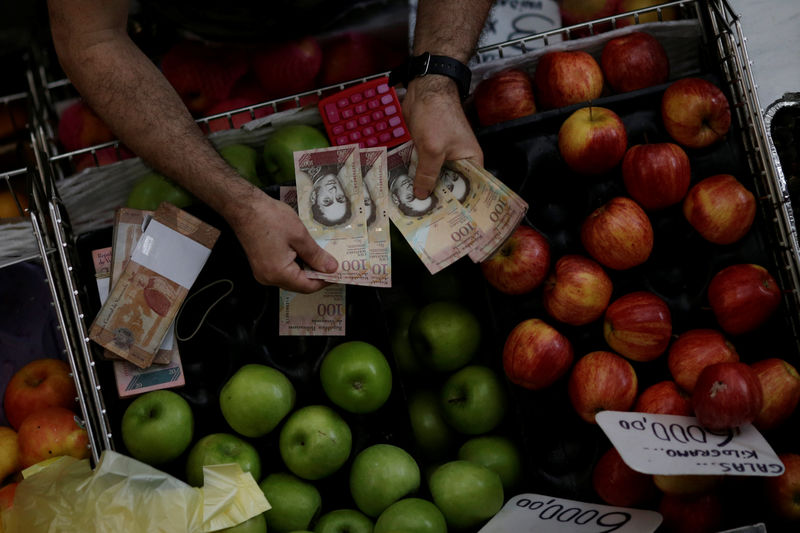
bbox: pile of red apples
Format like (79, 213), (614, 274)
(476, 29), (800, 529)
(0, 358), (90, 513)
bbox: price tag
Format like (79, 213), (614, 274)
(596, 411), (784, 477)
(478, 493), (662, 533)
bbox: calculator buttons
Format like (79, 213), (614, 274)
(319, 77), (411, 149)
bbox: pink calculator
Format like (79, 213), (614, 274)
(318, 77), (412, 149)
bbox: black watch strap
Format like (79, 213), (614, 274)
(389, 52), (472, 100)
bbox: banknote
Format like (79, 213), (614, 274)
(105, 208), (174, 365)
(359, 146), (392, 288)
(294, 144), (371, 285)
(386, 141), (482, 274)
(443, 159), (528, 263)
(113, 348), (185, 398)
(91, 247), (112, 303)
(278, 285), (346, 336)
(278, 186), (346, 336)
(89, 203), (219, 368)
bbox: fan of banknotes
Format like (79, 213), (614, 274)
(292, 140), (528, 282)
(278, 140), (528, 336)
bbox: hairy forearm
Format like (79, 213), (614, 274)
(51, 25), (257, 226)
(413, 0), (494, 60)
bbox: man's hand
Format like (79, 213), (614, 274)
(403, 75), (484, 199)
(227, 189), (338, 293)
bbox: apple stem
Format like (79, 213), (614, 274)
(643, 132), (650, 145)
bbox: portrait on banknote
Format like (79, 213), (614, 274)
(440, 168), (472, 203)
(389, 168), (439, 217)
(308, 165), (353, 227)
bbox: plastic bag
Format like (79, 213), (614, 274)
(0, 451), (269, 533)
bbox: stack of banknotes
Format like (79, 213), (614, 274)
(278, 140), (527, 336)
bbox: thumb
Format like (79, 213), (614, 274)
(293, 233), (338, 273)
(413, 149), (445, 199)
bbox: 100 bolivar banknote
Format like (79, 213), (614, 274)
(443, 159), (528, 263)
(278, 185), (346, 336)
(386, 141), (483, 274)
(294, 144), (372, 285)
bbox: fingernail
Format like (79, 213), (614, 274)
(414, 187), (428, 199)
(325, 256), (338, 272)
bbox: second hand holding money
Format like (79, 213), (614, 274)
(227, 188), (339, 294)
(402, 75), (485, 200)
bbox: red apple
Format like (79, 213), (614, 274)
(559, 0), (619, 37)
(708, 263), (781, 335)
(766, 452), (800, 521)
(621, 142), (691, 210)
(580, 196), (653, 270)
(751, 358), (800, 431)
(558, 106), (628, 175)
(615, 0), (681, 27)
(592, 447), (657, 507)
(658, 492), (724, 533)
(542, 254), (613, 326)
(160, 40), (249, 115)
(252, 36), (323, 98)
(682, 174), (756, 244)
(634, 380), (693, 416)
(4, 358), (78, 430)
(17, 406), (90, 469)
(473, 68), (536, 127)
(480, 225), (550, 295)
(568, 351), (638, 424)
(502, 318), (574, 390)
(533, 51), (604, 110)
(667, 329), (739, 393)
(601, 31), (669, 93)
(604, 291), (672, 362)
(692, 362), (763, 430)
(57, 100), (115, 152)
(318, 32), (388, 87)
(661, 77), (731, 149)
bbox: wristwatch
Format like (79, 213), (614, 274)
(388, 52), (472, 100)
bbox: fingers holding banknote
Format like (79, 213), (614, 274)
(403, 76), (484, 199)
(230, 194), (337, 293)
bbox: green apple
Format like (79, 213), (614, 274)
(259, 472), (321, 532)
(279, 405), (352, 480)
(219, 143), (262, 186)
(126, 171), (194, 210)
(407, 388), (457, 460)
(185, 433), (261, 487)
(428, 460), (504, 530)
(409, 301), (481, 372)
(320, 341), (392, 414)
(120, 390), (194, 466)
(374, 498), (447, 533)
(314, 509), (373, 533)
(349, 444), (420, 517)
(388, 302), (422, 375)
(440, 365), (506, 435)
(458, 435), (522, 491)
(220, 363), (296, 438)
(263, 124), (329, 185)
(220, 513), (267, 533)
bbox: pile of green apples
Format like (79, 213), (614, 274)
(119, 293), (522, 533)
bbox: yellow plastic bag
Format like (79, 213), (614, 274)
(0, 451), (269, 533)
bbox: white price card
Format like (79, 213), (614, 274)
(478, 493), (662, 533)
(596, 411), (784, 477)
